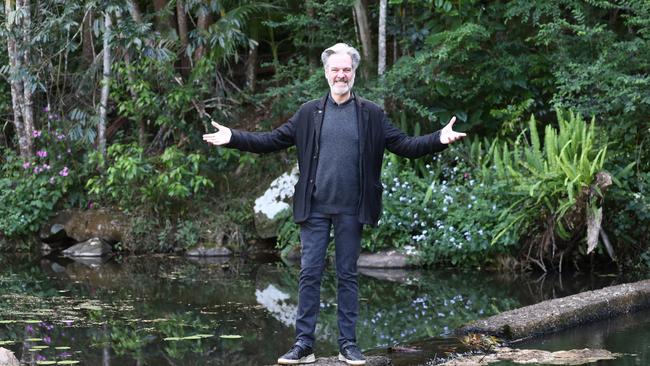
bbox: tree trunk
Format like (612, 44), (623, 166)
(352, 0), (373, 69)
(176, 0), (190, 76)
(305, 0), (317, 68)
(117, 11), (147, 147)
(98, 10), (112, 158)
(82, 9), (95, 65)
(127, 0), (143, 23)
(152, 0), (172, 33)
(5, 0), (32, 158)
(245, 43), (258, 92)
(19, 0), (34, 152)
(378, 0), (387, 75)
(193, 6), (211, 62)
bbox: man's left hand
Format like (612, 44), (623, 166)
(439, 116), (467, 144)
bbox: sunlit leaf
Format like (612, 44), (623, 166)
(220, 335), (242, 339)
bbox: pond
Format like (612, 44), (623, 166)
(0, 254), (638, 365)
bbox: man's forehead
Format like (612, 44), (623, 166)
(328, 54), (353, 68)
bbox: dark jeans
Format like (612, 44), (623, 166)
(294, 211), (363, 350)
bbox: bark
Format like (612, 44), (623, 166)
(378, 0), (387, 75)
(193, 6), (212, 61)
(5, 0), (32, 158)
(245, 43), (258, 92)
(152, 0), (173, 33)
(305, 0), (317, 68)
(98, 10), (112, 158)
(117, 12), (147, 147)
(82, 9), (95, 65)
(176, 0), (190, 76)
(127, 0), (143, 23)
(352, 0), (373, 66)
(19, 0), (34, 152)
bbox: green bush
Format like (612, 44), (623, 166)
(487, 111), (614, 267)
(366, 146), (516, 267)
(86, 143), (213, 212)
(0, 129), (75, 239)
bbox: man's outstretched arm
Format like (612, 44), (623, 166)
(385, 115), (466, 158)
(203, 115), (296, 153)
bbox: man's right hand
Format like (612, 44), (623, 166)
(203, 121), (232, 146)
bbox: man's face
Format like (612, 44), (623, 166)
(325, 53), (355, 96)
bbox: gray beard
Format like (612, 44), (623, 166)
(330, 79), (355, 95)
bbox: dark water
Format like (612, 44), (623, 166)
(511, 308), (650, 366)
(0, 254), (638, 365)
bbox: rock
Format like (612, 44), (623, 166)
(359, 268), (422, 284)
(438, 346), (619, 365)
(186, 256), (231, 265)
(62, 238), (112, 257)
(41, 242), (52, 255)
(41, 208), (129, 244)
(39, 221), (71, 244)
(267, 355), (391, 366)
(0, 347), (19, 366)
(253, 165), (299, 239)
(357, 249), (418, 268)
(185, 243), (232, 257)
(458, 279), (650, 340)
(281, 244), (301, 262)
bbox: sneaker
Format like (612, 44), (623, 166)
(277, 344), (316, 365)
(338, 344), (366, 365)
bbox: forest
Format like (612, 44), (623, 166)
(1, 0), (649, 271)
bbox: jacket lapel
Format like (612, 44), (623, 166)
(355, 95), (369, 154)
(313, 93), (328, 146)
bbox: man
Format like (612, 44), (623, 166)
(203, 43), (465, 365)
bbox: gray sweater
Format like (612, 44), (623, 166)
(311, 94), (360, 214)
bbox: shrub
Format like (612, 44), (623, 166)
(0, 129), (75, 239)
(86, 143), (213, 212)
(487, 111), (613, 269)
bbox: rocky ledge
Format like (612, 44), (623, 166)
(458, 279), (650, 340)
(268, 355), (391, 366)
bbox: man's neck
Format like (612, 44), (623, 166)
(330, 91), (352, 105)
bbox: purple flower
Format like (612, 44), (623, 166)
(26, 325), (34, 334)
(22, 162), (30, 169)
(59, 167), (69, 177)
(59, 351), (72, 358)
(33, 130), (42, 138)
(43, 335), (51, 344)
(33, 166), (42, 174)
(37, 150), (48, 158)
(88, 201), (94, 209)
(43, 105), (50, 112)
(44, 164), (51, 170)
(56, 133), (65, 141)
(36, 354), (46, 361)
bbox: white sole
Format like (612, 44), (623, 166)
(277, 353), (316, 364)
(338, 353), (366, 365)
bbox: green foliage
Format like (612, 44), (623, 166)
(366, 147), (515, 267)
(488, 111), (608, 247)
(86, 143), (213, 212)
(0, 129), (75, 239)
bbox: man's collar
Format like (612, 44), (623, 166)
(327, 91), (355, 106)
(318, 91), (361, 110)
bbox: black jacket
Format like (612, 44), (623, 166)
(226, 93), (448, 226)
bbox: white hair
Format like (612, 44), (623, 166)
(321, 43), (361, 71)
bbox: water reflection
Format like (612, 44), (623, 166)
(0, 255), (634, 365)
(516, 308), (650, 366)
